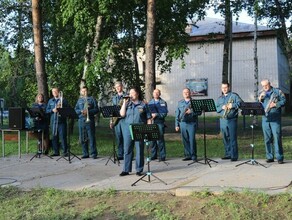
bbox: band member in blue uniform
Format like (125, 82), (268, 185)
(46, 87), (69, 156)
(75, 86), (99, 159)
(216, 82), (242, 162)
(259, 79), (286, 164)
(175, 88), (199, 161)
(31, 93), (49, 154)
(110, 81), (127, 160)
(148, 89), (168, 161)
(119, 86), (152, 176)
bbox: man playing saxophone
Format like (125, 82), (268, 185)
(110, 81), (127, 160)
(46, 87), (69, 157)
(75, 86), (99, 159)
(259, 79), (286, 164)
(216, 82), (242, 162)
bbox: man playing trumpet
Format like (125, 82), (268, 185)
(259, 79), (286, 164)
(75, 86), (99, 159)
(216, 82), (242, 162)
(46, 87), (69, 156)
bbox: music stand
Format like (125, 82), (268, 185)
(236, 102), (267, 168)
(130, 124), (167, 186)
(100, 105), (121, 166)
(56, 107), (81, 163)
(188, 99), (218, 167)
(27, 108), (53, 161)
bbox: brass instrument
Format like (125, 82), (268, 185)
(223, 96), (233, 118)
(264, 93), (277, 116)
(180, 101), (192, 121)
(53, 91), (63, 136)
(83, 95), (90, 123)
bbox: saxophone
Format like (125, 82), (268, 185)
(112, 97), (124, 126)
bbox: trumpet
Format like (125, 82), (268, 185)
(53, 91), (63, 136)
(83, 96), (90, 123)
(223, 97), (233, 118)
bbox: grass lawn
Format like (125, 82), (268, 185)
(1, 115), (291, 160)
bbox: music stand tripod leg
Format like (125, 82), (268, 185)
(131, 140), (167, 186)
(105, 130), (120, 166)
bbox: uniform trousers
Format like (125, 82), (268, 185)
(262, 120), (284, 161)
(220, 117), (238, 160)
(179, 121), (197, 160)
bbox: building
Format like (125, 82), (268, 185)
(152, 18), (290, 115)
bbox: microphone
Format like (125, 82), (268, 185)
(123, 96), (131, 99)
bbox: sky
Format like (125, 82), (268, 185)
(206, 9), (268, 26)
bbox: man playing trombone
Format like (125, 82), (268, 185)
(216, 82), (242, 162)
(46, 87), (69, 157)
(259, 79), (286, 164)
(75, 86), (99, 159)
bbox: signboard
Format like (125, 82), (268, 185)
(186, 78), (208, 96)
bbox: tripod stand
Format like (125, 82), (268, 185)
(56, 107), (81, 163)
(188, 99), (218, 168)
(100, 105), (121, 166)
(27, 108), (53, 161)
(130, 124), (167, 186)
(236, 102), (267, 168)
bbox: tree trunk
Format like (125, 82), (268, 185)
(222, 0), (231, 84)
(80, 16), (104, 89)
(144, 0), (156, 102)
(253, 1), (259, 102)
(274, 0), (292, 111)
(32, 0), (49, 102)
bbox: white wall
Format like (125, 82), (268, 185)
(153, 36), (289, 115)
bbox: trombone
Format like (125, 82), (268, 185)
(53, 91), (63, 136)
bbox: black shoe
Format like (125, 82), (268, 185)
(221, 156), (231, 160)
(136, 172), (143, 176)
(92, 156), (97, 159)
(266, 159), (274, 163)
(182, 158), (191, 161)
(278, 160), (284, 164)
(119, 172), (129, 176)
(160, 158), (166, 161)
(117, 157), (124, 160)
(50, 153), (60, 157)
(81, 155), (89, 159)
(231, 158), (237, 162)
(62, 153), (68, 157)
(151, 157), (157, 160)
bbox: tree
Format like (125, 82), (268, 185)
(145, 0), (156, 101)
(32, 0), (49, 102)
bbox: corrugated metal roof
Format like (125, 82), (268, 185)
(188, 17), (270, 36)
